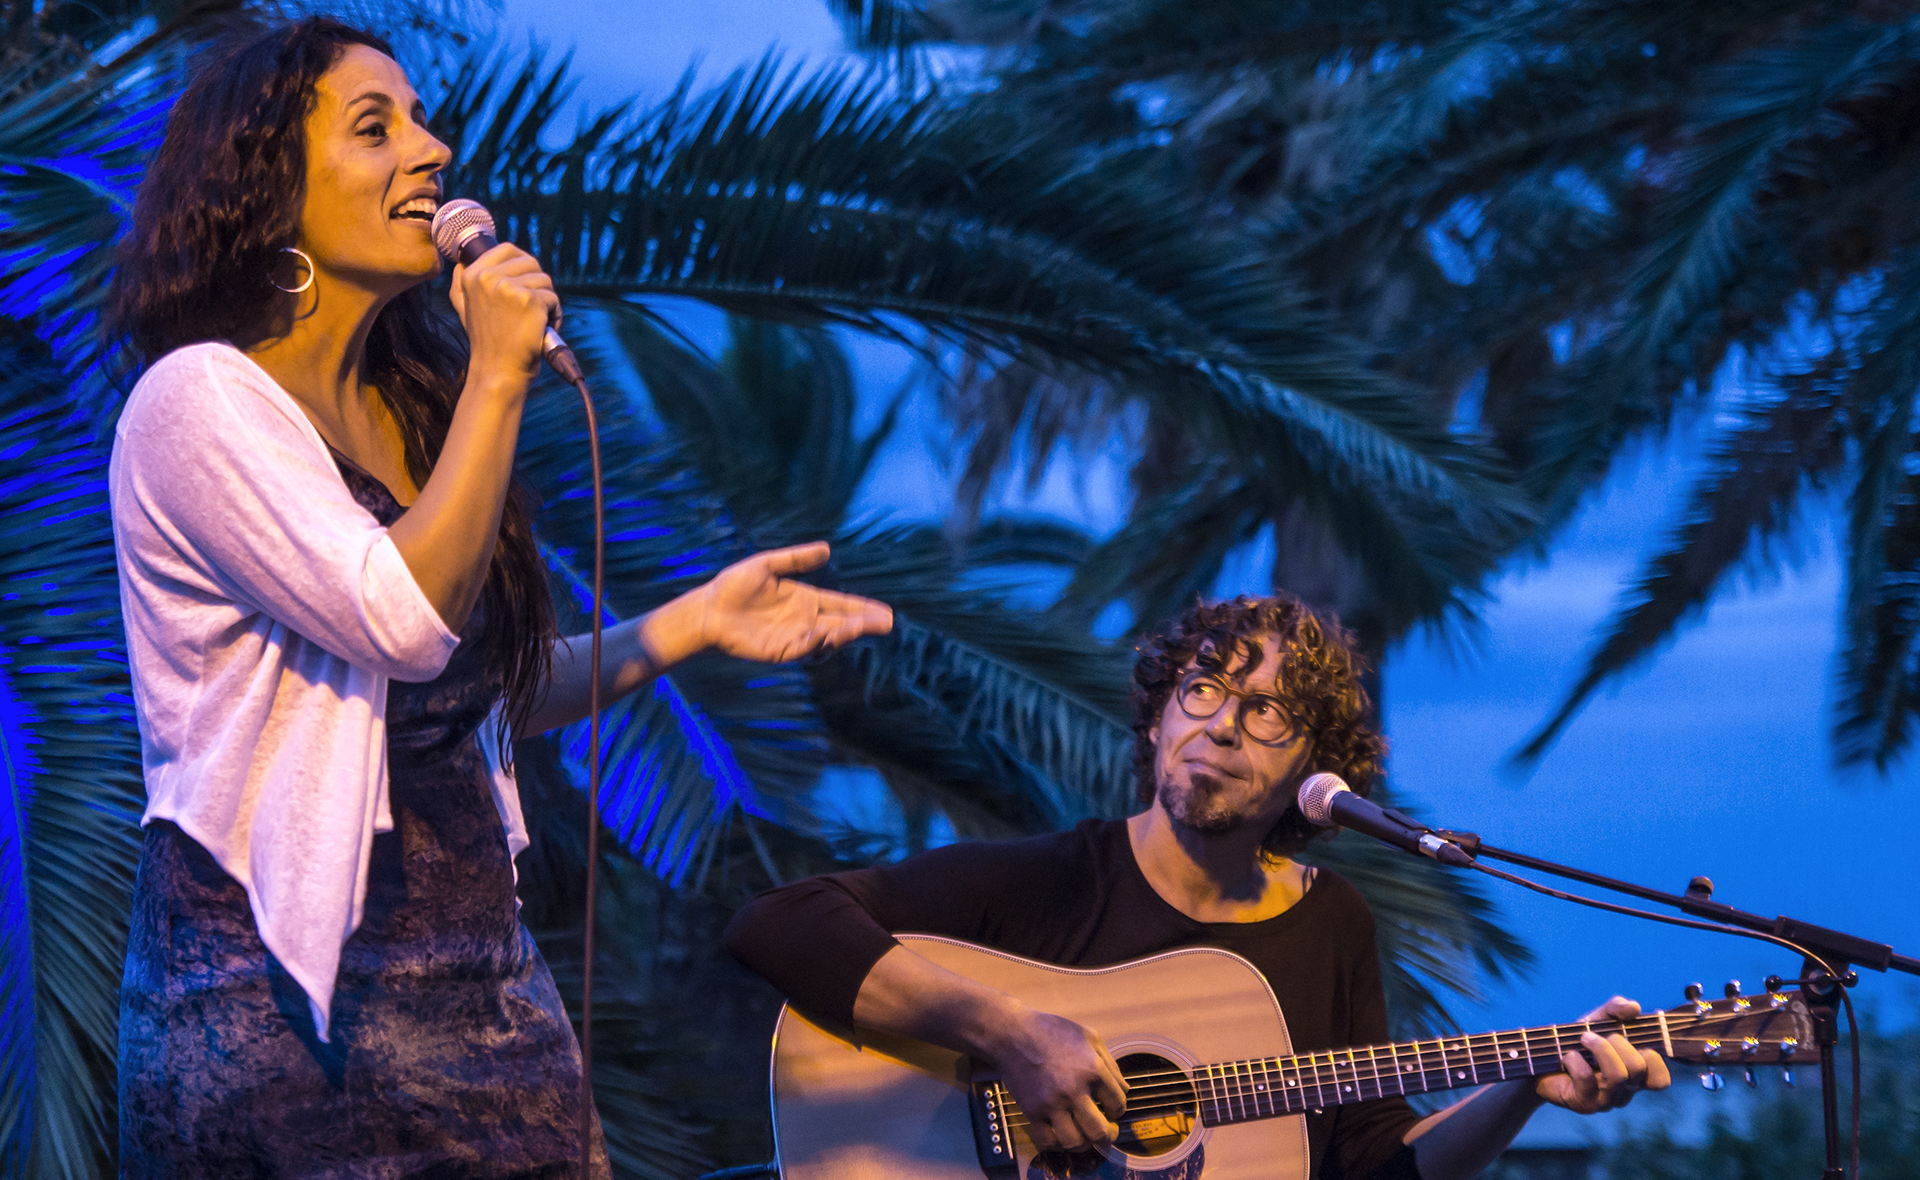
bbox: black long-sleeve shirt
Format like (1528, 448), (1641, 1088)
(724, 818), (1424, 1180)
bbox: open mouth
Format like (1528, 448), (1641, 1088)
(390, 196), (439, 223)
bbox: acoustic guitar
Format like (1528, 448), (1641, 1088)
(767, 934), (1813, 1180)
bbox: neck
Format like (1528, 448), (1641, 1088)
(1127, 803), (1302, 923)
(245, 270), (390, 418)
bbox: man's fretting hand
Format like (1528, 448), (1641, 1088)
(1535, 996), (1671, 1113)
(689, 542), (892, 663)
(988, 1006), (1129, 1154)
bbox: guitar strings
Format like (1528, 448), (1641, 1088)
(992, 1006), (1791, 1133)
(1034, 1005), (1778, 1095)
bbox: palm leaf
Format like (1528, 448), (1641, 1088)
(1528, 19), (1920, 511)
(1513, 368), (1849, 765)
(422, 47), (1529, 622)
(0, 332), (146, 1179)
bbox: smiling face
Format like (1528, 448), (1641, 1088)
(1148, 633), (1314, 838)
(295, 44), (450, 295)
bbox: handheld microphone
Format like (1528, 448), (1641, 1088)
(430, 198), (585, 386)
(1296, 772), (1475, 867)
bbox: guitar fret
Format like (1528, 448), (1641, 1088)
(1193, 1004), (1743, 1135)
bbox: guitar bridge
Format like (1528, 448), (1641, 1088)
(968, 1080), (1017, 1178)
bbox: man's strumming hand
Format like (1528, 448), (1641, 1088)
(983, 1005), (1129, 1153)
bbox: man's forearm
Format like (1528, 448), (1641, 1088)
(1405, 1079), (1546, 1180)
(853, 944), (1024, 1060)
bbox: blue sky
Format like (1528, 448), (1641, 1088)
(495, 0), (1919, 1098)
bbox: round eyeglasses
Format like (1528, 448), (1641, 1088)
(1174, 671), (1299, 745)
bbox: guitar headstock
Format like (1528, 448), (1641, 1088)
(1659, 983), (1815, 1067)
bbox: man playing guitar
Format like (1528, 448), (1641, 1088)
(727, 593), (1669, 1179)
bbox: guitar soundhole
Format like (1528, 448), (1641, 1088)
(1114, 1052), (1198, 1158)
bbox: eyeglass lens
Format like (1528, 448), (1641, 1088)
(1176, 674), (1293, 743)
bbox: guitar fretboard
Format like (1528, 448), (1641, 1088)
(1184, 1014), (1676, 1125)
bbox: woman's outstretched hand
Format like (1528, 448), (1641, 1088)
(690, 542), (892, 663)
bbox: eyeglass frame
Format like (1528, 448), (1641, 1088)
(1172, 669), (1303, 746)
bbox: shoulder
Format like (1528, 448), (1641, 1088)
(117, 343), (318, 470)
(1304, 866), (1376, 933)
(121, 343), (288, 434)
(895, 819), (1109, 882)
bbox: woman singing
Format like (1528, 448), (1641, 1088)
(106, 18), (890, 1175)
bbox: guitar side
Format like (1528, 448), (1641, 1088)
(769, 934), (1310, 1180)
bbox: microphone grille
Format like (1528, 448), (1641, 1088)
(430, 198), (494, 262)
(1295, 772), (1350, 827)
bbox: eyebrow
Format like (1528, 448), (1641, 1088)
(347, 91), (430, 120)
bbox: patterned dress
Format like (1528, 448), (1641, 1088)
(117, 454), (608, 1178)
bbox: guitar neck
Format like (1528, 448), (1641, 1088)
(1181, 1013), (1677, 1127)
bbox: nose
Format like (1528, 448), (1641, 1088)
(411, 124), (452, 178)
(1201, 701), (1241, 745)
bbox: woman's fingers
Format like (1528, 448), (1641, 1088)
(752, 541), (833, 576)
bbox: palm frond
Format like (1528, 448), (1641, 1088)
(423, 47), (1528, 622)
(1529, 19), (1920, 509)
(0, 332), (145, 1179)
(1514, 369), (1849, 765)
(1835, 404), (1920, 771)
(1301, 816), (1534, 1037)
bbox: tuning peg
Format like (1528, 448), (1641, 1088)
(1764, 974), (1784, 992)
(1783, 1068), (1795, 1087)
(1723, 980), (1742, 998)
(1743, 1067), (1756, 1087)
(1684, 982), (1704, 1002)
(1700, 1069), (1724, 1091)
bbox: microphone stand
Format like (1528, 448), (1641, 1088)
(1421, 827), (1919, 1180)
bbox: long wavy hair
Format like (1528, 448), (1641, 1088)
(1130, 593), (1388, 858)
(105, 17), (555, 758)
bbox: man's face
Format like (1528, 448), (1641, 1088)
(1148, 633), (1313, 837)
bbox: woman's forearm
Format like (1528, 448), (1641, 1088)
(522, 590), (710, 734)
(386, 376), (526, 633)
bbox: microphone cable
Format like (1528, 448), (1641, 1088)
(431, 199), (606, 1177)
(560, 359), (605, 1180)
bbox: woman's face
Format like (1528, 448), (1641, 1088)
(296, 44), (451, 295)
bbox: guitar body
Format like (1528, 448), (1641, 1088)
(769, 934), (1309, 1180)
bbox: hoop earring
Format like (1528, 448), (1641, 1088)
(270, 247), (315, 294)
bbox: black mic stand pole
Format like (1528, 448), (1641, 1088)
(1423, 829), (1919, 1180)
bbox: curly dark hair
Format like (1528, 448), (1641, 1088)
(104, 18), (555, 759)
(1130, 593), (1387, 858)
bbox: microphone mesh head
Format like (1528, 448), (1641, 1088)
(430, 198), (494, 262)
(1295, 772), (1350, 826)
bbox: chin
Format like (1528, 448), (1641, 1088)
(1157, 780), (1248, 835)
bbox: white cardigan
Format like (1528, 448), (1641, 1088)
(110, 341), (530, 1041)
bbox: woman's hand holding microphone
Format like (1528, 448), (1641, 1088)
(448, 242), (560, 391)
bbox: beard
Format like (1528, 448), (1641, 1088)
(1156, 768), (1252, 835)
